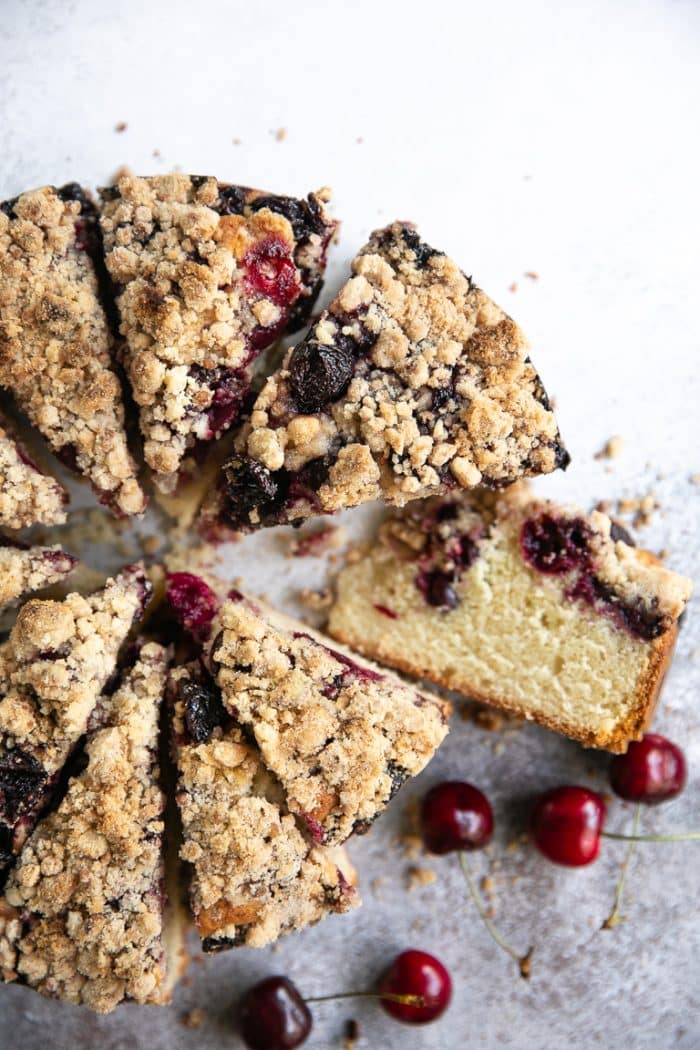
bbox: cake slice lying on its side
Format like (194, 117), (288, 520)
(0, 186), (146, 517)
(199, 221), (568, 537)
(0, 564), (151, 882)
(328, 485), (692, 752)
(0, 542), (77, 612)
(0, 417), (68, 528)
(207, 591), (450, 845)
(0, 642), (187, 1013)
(169, 661), (358, 953)
(99, 174), (337, 497)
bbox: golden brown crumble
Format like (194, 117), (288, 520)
(0, 545), (76, 611)
(0, 186), (146, 517)
(0, 643), (169, 1012)
(0, 420), (67, 528)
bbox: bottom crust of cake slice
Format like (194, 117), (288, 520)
(328, 487), (692, 753)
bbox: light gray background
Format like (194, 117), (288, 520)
(1, 1), (699, 1047)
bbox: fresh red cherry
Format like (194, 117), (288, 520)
(531, 786), (606, 866)
(609, 734), (686, 804)
(238, 976), (311, 1050)
(420, 781), (494, 854)
(379, 949), (452, 1024)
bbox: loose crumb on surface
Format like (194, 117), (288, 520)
(114, 121), (127, 133)
(233, 137), (242, 145)
(356, 137), (364, 144)
(406, 865), (437, 890)
(289, 525), (346, 557)
(690, 473), (700, 485)
(298, 587), (333, 611)
(524, 270), (539, 280)
(595, 436), (624, 460)
(275, 127), (287, 141)
(180, 1008), (206, 1029)
(508, 281), (518, 293)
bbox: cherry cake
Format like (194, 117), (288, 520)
(0, 186), (146, 517)
(0, 642), (188, 1012)
(329, 485), (692, 752)
(99, 174), (337, 498)
(199, 221), (568, 537)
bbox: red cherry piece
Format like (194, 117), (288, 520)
(420, 781), (494, 854)
(609, 733), (687, 804)
(245, 237), (299, 307)
(531, 785), (606, 867)
(379, 949), (452, 1024)
(238, 976), (311, 1050)
(166, 571), (220, 643)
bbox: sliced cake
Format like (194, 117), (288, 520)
(99, 174), (337, 496)
(169, 661), (358, 952)
(0, 564), (151, 882)
(0, 541), (77, 612)
(199, 221), (568, 537)
(207, 591), (450, 845)
(0, 185), (146, 517)
(328, 485), (693, 752)
(0, 642), (185, 1012)
(0, 417), (67, 528)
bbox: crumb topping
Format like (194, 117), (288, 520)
(0, 643), (169, 1012)
(0, 544), (77, 611)
(0, 186), (146, 517)
(209, 597), (449, 845)
(205, 222), (567, 532)
(170, 664), (358, 950)
(99, 174), (336, 493)
(0, 420), (67, 528)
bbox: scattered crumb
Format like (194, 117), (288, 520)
(399, 833), (423, 861)
(595, 436), (624, 460)
(524, 270), (539, 281)
(690, 474), (700, 485)
(289, 524), (346, 557)
(180, 1008), (206, 1029)
(275, 127), (287, 142)
(617, 498), (639, 515)
(595, 500), (612, 514)
(114, 121), (127, 133)
(345, 541), (371, 565)
(299, 587), (333, 611)
(460, 702), (522, 732)
(508, 282), (518, 293)
(356, 137), (364, 144)
(344, 1018), (359, 1050)
(152, 148), (161, 158)
(406, 865), (437, 890)
(141, 534), (161, 556)
(233, 137), (242, 146)
(657, 548), (669, 561)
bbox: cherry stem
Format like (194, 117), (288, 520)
(602, 803), (641, 930)
(458, 851), (534, 979)
(305, 991), (426, 1008)
(601, 829), (700, 843)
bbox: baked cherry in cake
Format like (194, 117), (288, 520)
(0, 540), (77, 612)
(0, 185), (146, 517)
(0, 417), (68, 528)
(0, 642), (187, 1012)
(0, 564), (151, 883)
(99, 174), (337, 497)
(199, 221), (567, 537)
(169, 660), (358, 953)
(329, 484), (692, 751)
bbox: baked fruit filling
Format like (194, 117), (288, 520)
(99, 175), (337, 496)
(0, 185), (146, 517)
(0, 642), (176, 1012)
(0, 418), (68, 529)
(328, 485), (692, 751)
(0, 564), (152, 883)
(199, 221), (567, 537)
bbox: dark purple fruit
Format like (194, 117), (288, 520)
(180, 676), (227, 743)
(289, 341), (354, 411)
(0, 750), (48, 823)
(223, 456), (279, 512)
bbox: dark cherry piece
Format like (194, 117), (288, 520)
(520, 514), (590, 575)
(244, 238), (299, 307)
(379, 949), (452, 1025)
(288, 340), (354, 411)
(238, 976), (312, 1050)
(166, 572), (220, 643)
(420, 781), (493, 854)
(531, 785), (606, 867)
(609, 734), (687, 804)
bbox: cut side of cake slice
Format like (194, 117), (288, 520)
(99, 174), (337, 496)
(206, 591), (450, 845)
(0, 642), (180, 1012)
(169, 661), (358, 953)
(328, 485), (692, 752)
(0, 416), (68, 528)
(0, 185), (146, 517)
(0, 541), (77, 612)
(0, 563), (152, 883)
(199, 221), (568, 537)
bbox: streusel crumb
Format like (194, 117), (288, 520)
(0, 545), (76, 611)
(0, 420), (67, 528)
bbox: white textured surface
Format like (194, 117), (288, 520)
(1, 0), (700, 1047)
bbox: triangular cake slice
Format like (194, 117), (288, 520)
(0, 643), (184, 1012)
(207, 591), (450, 845)
(328, 485), (692, 752)
(0, 563), (151, 881)
(0, 416), (67, 528)
(169, 661), (358, 953)
(99, 174), (337, 495)
(0, 541), (77, 612)
(199, 221), (568, 536)
(0, 186), (146, 517)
